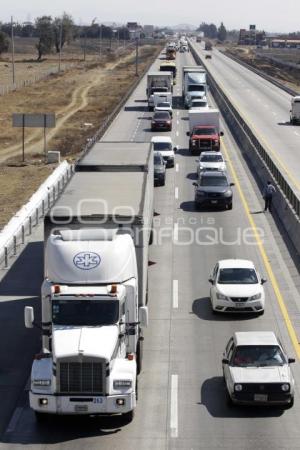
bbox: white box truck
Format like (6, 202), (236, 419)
(25, 142), (154, 421)
(290, 96), (300, 125)
(187, 109), (223, 154)
(147, 72), (173, 110)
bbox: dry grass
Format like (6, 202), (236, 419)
(0, 44), (161, 229)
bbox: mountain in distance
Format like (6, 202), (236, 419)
(172, 23), (197, 31)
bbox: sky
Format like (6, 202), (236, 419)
(2, 0), (300, 33)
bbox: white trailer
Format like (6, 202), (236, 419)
(147, 72), (173, 110)
(188, 109), (220, 133)
(153, 92), (172, 108)
(25, 142), (153, 421)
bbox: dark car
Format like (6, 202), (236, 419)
(151, 111), (172, 131)
(193, 170), (234, 210)
(154, 151), (166, 186)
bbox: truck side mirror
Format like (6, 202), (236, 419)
(173, 146), (179, 152)
(186, 131), (190, 136)
(230, 183), (235, 186)
(208, 277), (214, 284)
(139, 306), (148, 328)
(220, 131), (224, 136)
(261, 278), (267, 285)
(192, 182), (198, 187)
(24, 306), (34, 329)
(288, 358), (296, 364)
(222, 358), (229, 364)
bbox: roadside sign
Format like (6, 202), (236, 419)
(12, 113), (56, 162)
(13, 113), (55, 128)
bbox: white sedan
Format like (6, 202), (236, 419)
(197, 152), (226, 176)
(154, 101), (173, 118)
(209, 259), (266, 314)
(222, 332), (295, 407)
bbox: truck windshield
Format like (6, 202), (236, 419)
(188, 85), (205, 92)
(193, 128), (216, 135)
(153, 142), (172, 151)
(52, 299), (119, 326)
(151, 87), (168, 94)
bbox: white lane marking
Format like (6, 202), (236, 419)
(173, 222), (178, 242)
(170, 375), (178, 438)
(173, 280), (178, 309)
(5, 407), (24, 433)
(176, 130), (179, 137)
(177, 120), (179, 125)
(176, 163), (179, 172)
(294, 131), (300, 136)
(177, 111), (179, 116)
(175, 187), (179, 199)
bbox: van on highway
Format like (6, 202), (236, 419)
(290, 96), (300, 125)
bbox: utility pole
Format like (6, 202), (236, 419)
(58, 18), (63, 72)
(135, 35), (139, 76)
(11, 16), (15, 85)
(83, 28), (87, 61)
(99, 24), (102, 58)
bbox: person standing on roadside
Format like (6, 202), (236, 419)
(263, 181), (276, 212)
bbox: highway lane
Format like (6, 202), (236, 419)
(192, 41), (300, 198)
(1, 48), (300, 450)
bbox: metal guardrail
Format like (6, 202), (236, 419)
(0, 163), (73, 269)
(189, 41), (300, 220)
(221, 50), (299, 97)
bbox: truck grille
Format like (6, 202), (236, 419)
(59, 361), (105, 395)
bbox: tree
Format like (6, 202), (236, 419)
(218, 22), (227, 42)
(53, 13), (74, 53)
(197, 22), (217, 39)
(0, 31), (9, 56)
(35, 16), (54, 60)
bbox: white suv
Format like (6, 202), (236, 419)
(151, 136), (177, 168)
(197, 151), (226, 176)
(209, 259), (266, 314)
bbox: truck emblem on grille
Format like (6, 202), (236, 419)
(73, 252), (101, 270)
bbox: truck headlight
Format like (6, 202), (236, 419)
(216, 293), (228, 300)
(249, 293), (261, 300)
(33, 379), (51, 386)
(281, 383), (290, 392)
(192, 140), (197, 145)
(113, 380), (132, 389)
(234, 384), (243, 392)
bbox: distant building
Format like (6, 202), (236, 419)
(143, 25), (154, 38)
(238, 26), (266, 45)
(268, 39), (300, 49)
(126, 22), (143, 39)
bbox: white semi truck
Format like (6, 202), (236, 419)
(25, 142), (154, 421)
(182, 66), (207, 108)
(147, 72), (173, 110)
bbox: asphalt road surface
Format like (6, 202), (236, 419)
(0, 47), (300, 450)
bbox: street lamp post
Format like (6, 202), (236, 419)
(135, 35), (139, 76)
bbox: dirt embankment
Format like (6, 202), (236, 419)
(0, 44), (161, 229)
